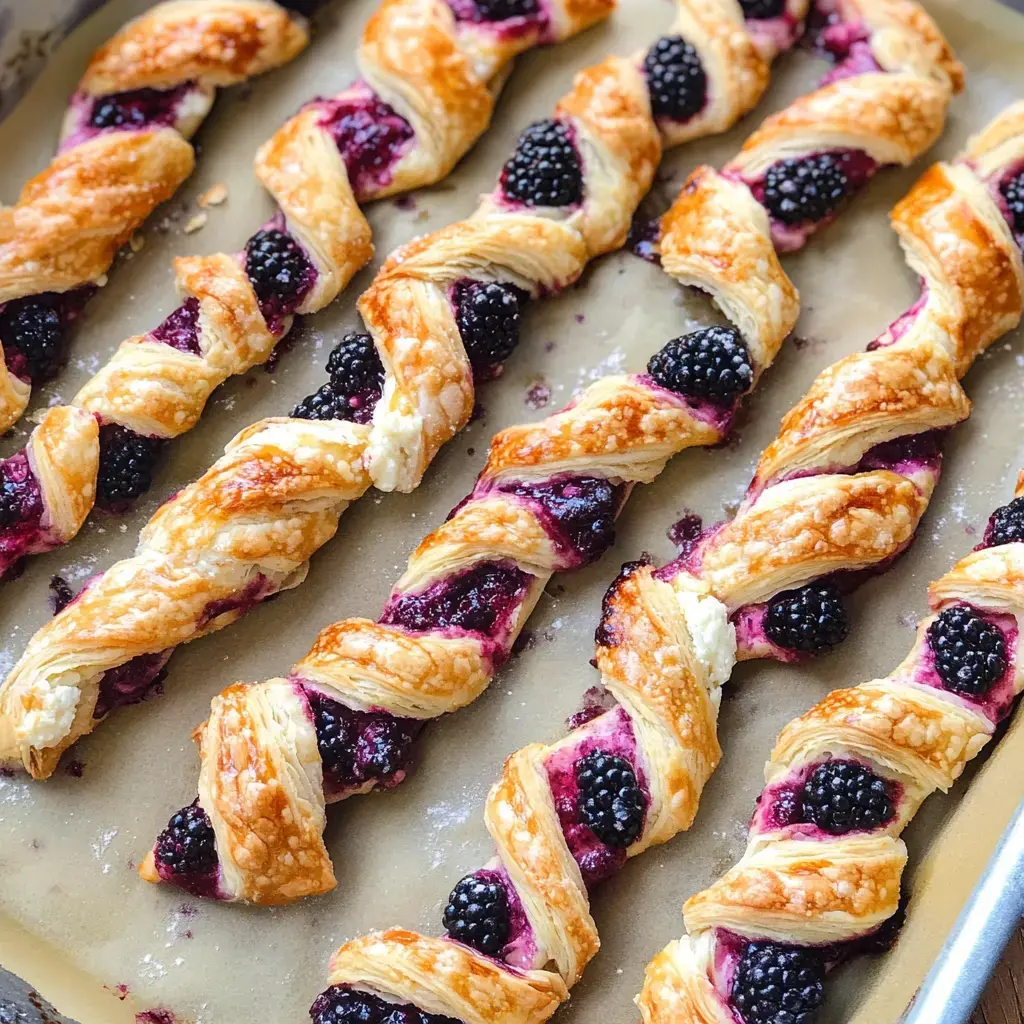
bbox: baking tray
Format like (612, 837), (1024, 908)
(2, 1), (1024, 1021)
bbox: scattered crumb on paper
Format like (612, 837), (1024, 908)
(198, 183), (228, 208)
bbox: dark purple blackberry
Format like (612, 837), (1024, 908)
(292, 382), (352, 421)
(502, 119), (583, 208)
(357, 717), (419, 779)
(738, 0), (786, 18)
(155, 801), (218, 876)
(244, 228), (313, 304)
(643, 36), (707, 122)
(647, 327), (753, 404)
(90, 97), (144, 128)
(764, 583), (849, 654)
(96, 425), (164, 509)
(987, 496), (1024, 547)
(472, 0), (539, 18)
(453, 280), (529, 373)
(731, 942), (824, 1024)
(1000, 171), (1024, 235)
(442, 873), (510, 955)
(310, 987), (462, 1024)
(801, 760), (894, 835)
(762, 153), (851, 225)
(927, 604), (1007, 696)
(0, 453), (42, 530)
(575, 750), (646, 848)
(88, 87), (181, 129)
(293, 333), (384, 424)
(0, 298), (64, 381)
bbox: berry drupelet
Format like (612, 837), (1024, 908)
(764, 583), (849, 655)
(0, 298), (65, 381)
(502, 119), (583, 208)
(96, 424), (165, 510)
(453, 280), (529, 375)
(442, 873), (511, 955)
(643, 35), (707, 122)
(155, 801), (218, 877)
(1000, 171), (1024, 235)
(310, 987), (462, 1024)
(738, 0), (786, 18)
(731, 941), (825, 1024)
(987, 496), (1024, 547)
(647, 327), (753, 405)
(927, 604), (1008, 697)
(244, 228), (313, 307)
(762, 153), (851, 225)
(575, 750), (647, 848)
(292, 332), (385, 424)
(801, 760), (895, 835)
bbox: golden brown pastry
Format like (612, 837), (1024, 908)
(0, 0), (825, 779)
(0, 0), (622, 578)
(0, 0), (310, 429)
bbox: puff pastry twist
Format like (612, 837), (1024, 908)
(0, 0), (310, 430)
(0, 0), (818, 779)
(0, 0), (619, 578)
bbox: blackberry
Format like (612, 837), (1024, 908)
(96, 424), (164, 509)
(244, 228), (312, 304)
(453, 280), (529, 372)
(764, 583), (849, 654)
(762, 153), (851, 225)
(643, 36), (707, 122)
(293, 333), (384, 424)
(90, 98), (141, 129)
(647, 327), (753, 404)
(987, 495), (1024, 546)
(502, 119), (583, 208)
(473, 0), (538, 18)
(731, 941), (825, 1024)
(0, 298), (64, 381)
(155, 801), (218, 876)
(356, 717), (419, 779)
(575, 750), (647, 848)
(442, 873), (511, 955)
(738, 0), (786, 18)
(927, 604), (1007, 696)
(801, 760), (894, 835)
(1001, 171), (1024, 235)
(310, 987), (461, 1024)
(292, 382), (353, 422)
(309, 692), (357, 778)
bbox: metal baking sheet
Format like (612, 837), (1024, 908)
(2, 1), (1024, 1021)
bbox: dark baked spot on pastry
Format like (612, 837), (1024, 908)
(738, 0), (787, 18)
(594, 556), (652, 648)
(310, 986), (463, 1024)
(763, 583), (849, 654)
(155, 801), (218, 879)
(927, 604), (1007, 697)
(575, 750), (647, 849)
(985, 495), (1024, 547)
(442, 872), (510, 955)
(761, 151), (864, 225)
(0, 296), (66, 382)
(244, 228), (316, 324)
(97, 424), (165, 511)
(151, 297), (202, 356)
(1000, 170), (1024, 236)
(292, 332), (385, 424)
(452, 279), (530, 378)
(801, 760), (895, 835)
(0, 452), (44, 532)
(502, 119), (584, 208)
(89, 85), (190, 130)
(643, 35), (707, 123)
(731, 941), (825, 1024)
(647, 327), (753, 405)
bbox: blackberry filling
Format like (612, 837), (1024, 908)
(245, 229), (314, 312)
(731, 941), (825, 1024)
(453, 280), (529, 375)
(442, 873), (510, 955)
(927, 604), (1008, 696)
(319, 95), (414, 194)
(738, 0), (786, 17)
(801, 760), (894, 834)
(643, 36), (707, 122)
(155, 801), (218, 877)
(647, 327), (753, 405)
(292, 332), (384, 424)
(1000, 171), (1024, 235)
(0, 297), (65, 381)
(151, 297), (202, 356)
(380, 561), (531, 636)
(575, 750), (646, 848)
(502, 119), (583, 208)
(463, 0), (539, 19)
(89, 86), (184, 129)
(0, 453), (43, 531)
(762, 152), (852, 225)
(764, 583), (849, 654)
(987, 496), (1024, 547)
(96, 425), (165, 510)
(310, 986), (462, 1024)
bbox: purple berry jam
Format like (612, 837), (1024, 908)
(489, 475), (626, 568)
(446, 0), (543, 25)
(88, 84), (194, 131)
(317, 89), (414, 200)
(667, 511), (703, 555)
(565, 686), (619, 731)
(150, 297), (202, 356)
(627, 215), (662, 263)
(0, 452), (46, 577)
(303, 687), (422, 799)
(310, 985), (463, 1024)
(93, 650), (172, 719)
(198, 575), (273, 629)
(855, 429), (945, 478)
(380, 560), (532, 642)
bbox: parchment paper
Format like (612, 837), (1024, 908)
(2, 1), (1024, 1021)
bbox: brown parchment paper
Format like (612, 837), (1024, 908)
(2, 1), (1024, 1021)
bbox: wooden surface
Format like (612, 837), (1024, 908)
(973, 929), (1024, 1024)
